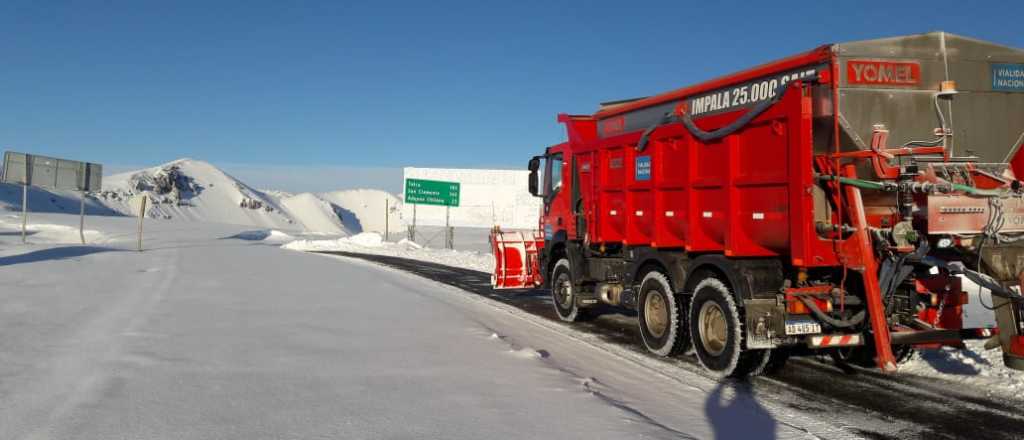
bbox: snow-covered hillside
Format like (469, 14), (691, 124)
(318, 189), (404, 235)
(78, 158), (407, 236)
(99, 159), (303, 230)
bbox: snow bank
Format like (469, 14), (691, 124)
(401, 167), (539, 229)
(282, 232), (493, 273)
(901, 340), (1024, 398)
(0, 215), (108, 244)
(229, 229), (295, 242)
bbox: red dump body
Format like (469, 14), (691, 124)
(557, 46), (836, 265)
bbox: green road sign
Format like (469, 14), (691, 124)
(405, 178), (460, 207)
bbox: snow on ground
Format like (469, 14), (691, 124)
(0, 212), (828, 439)
(283, 231), (494, 273)
(901, 339), (1024, 399)
(0, 213), (109, 244)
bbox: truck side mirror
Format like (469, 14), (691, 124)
(528, 156), (541, 197)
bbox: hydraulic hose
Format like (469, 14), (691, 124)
(796, 295), (867, 329)
(823, 176), (887, 191)
(922, 257), (1024, 303)
(815, 174), (1007, 197)
(950, 183), (1004, 197)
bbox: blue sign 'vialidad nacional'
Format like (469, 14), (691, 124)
(992, 63), (1024, 92)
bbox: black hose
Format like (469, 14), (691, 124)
(679, 86), (787, 143)
(635, 75), (817, 152)
(636, 112), (675, 152)
(796, 295), (867, 329)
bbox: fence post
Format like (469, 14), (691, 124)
(21, 184), (28, 244)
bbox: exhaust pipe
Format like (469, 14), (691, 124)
(597, 282), (624, 306)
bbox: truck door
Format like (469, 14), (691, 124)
(543, 150), (572, 241)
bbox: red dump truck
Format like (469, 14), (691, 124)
(491, 32), (1024, 377)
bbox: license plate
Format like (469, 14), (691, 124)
(785, 319), (822, 335)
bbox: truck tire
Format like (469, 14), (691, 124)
(551, 258), (588, 322)
(637, 271), (690, 356)
(688, 277), (770, 378)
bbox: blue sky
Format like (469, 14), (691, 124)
(2, 1), (1022, 192)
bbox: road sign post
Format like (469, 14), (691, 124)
(21, 184), (28, 243)
(404, 178), (460, 249)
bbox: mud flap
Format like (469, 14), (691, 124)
(744, 298), (785, 349)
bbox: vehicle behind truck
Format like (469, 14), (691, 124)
(491, 32), (1024, 377)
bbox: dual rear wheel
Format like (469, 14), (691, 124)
(549, 258), (774, 378)
(638, 271), (771, 378)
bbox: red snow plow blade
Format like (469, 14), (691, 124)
(490, 227), (544, 289)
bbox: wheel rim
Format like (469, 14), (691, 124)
(555, 276), (573, 310)
(698, 301), (728, 356)
(644, 291), (669, 338)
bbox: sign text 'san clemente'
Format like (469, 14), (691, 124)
(404, 178), (460, 207)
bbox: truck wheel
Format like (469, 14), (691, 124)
(551, 258), (588, 322)
(689, 277), (769, 378)
(637, 271), (690, 356)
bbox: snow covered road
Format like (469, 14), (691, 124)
(3, 213), (1021, 439)
(0, 214), (810, 439)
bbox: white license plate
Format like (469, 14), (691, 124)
(785, 320), (822, 335)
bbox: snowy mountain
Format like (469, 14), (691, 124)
(98, 159), (305, 230)
(318, 189), (404, 235)
(0, 158), (407, 236)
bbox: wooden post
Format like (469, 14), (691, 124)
(137, 195), (147, 252)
